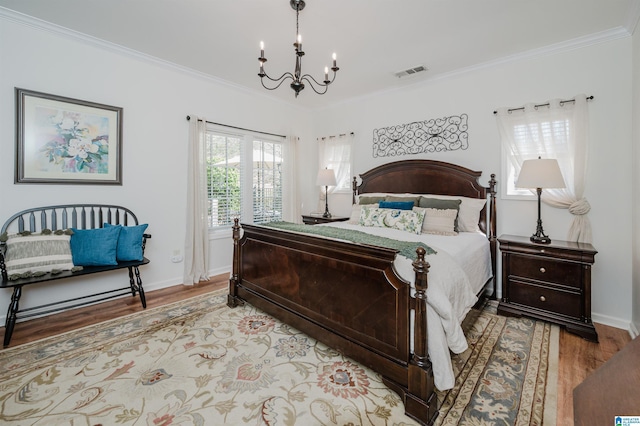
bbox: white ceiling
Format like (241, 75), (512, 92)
(1, 1), (638, 109)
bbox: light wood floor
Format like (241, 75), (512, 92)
(0, 273), (632, 426)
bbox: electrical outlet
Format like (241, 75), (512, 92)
(170, 249), (183, 263)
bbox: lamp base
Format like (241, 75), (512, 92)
(530, 188), (551, 244)
(530, 234), (551, 244)
(323, 185), (332, 218)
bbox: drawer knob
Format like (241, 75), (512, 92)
(539, 295), (546, 302)
(540, 249), (545, 253)
(539, 267), (546, 273)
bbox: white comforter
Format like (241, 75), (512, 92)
(322, 222), (492, 390)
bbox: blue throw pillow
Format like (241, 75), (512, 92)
(378, 200), (415, 210)
(104, 223), (149, 261)
(70, 226), (121, 266)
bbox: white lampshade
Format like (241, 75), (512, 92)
(516, 158), (566, 189)
(316, 168), (337, 187)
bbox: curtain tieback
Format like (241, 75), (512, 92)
(569, 198), (591, 216)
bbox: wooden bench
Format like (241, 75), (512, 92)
(0, 204), (151, 347)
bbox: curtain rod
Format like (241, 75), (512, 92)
(186, 116), (286, 138)
(493, 95), (594, 115)
(317, 132), (355, 141)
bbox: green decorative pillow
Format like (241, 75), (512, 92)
(3, 230), (75, 277)
(385, 195), (421, 206)
(359, 205), (425, 235)
(357, 195), (386, 205)
(70, 226), (121, 266)
(418, 197), (462, 231)
(104, 223), (149, 261)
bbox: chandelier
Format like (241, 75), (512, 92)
(258, 0), (339, 97)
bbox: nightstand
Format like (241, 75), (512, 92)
(497, 234), (598, 342)
(301, 215), (349, 225)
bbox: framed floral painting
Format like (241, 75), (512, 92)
(16, 88), (123, 184)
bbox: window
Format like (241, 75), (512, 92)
(502, 118), (571, 198)
(497, 102), (577, 200)
(318, 133), (353, 192)
(205, 126), (284, 228)
(252, 140), (283, 223)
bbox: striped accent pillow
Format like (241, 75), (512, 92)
(4, 232), (74, 276)
(418, 208), (458, 236)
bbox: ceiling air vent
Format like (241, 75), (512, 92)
(394, 65), (428, 79)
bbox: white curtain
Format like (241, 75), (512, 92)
(317, 133), (353, 210)
(496, 94), (592, 242)
(282, 135), (301, 223)
(183, 116), (210, 285)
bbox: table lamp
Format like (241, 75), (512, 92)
(316, 168), (337, 218)
(516, 157), (566, 244)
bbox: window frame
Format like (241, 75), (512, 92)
(501, 116), (573, 201)
(318, 134), (353, 194)
(205, 124), (285, 231)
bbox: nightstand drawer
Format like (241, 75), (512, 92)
(509, 280), (581, 318)
(508, 254), (582, 288)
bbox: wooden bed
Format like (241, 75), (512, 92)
(227, 159), (497, 425)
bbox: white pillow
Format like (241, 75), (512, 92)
(414, 207), (458, 236)
(348, 204), (363, 224)
(359, 205), (425, 235)
(402, 193), (485, 232)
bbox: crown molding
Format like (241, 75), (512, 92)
(432, 26), (631, 81)
(0, 7), (306, 111)
(327, 25), (632, 110)
(2, 5), (632, 112)
(625, 0), (640, 35)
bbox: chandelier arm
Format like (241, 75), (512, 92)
(262, 71), (294, 83)
(301, 75), (329, 95)
(301, 71), (338, 86)
(260, 73), (294, 91)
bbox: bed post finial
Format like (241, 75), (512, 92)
(352, 176), (358, 205)
(227, 218), (243, 308)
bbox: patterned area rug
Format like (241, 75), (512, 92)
(0, 290), (558, 425)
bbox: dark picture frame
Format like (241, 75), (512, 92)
(16, 88), (123, 185)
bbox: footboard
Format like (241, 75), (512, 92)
(228, 219), (438, 424)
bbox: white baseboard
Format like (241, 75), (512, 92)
(592, 312), (636, 338)
(630, 322), (639, 339)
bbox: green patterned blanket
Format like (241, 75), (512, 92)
(262, 221), (436, 258)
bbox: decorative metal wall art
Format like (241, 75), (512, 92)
(372, 114), (468, 157)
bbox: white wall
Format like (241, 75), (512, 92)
(310, 38), (634, 331)
(632, 22), (640, 337)
(1, 11), (636, 334)
(0, 14), (312, 318)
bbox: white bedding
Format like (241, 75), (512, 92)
(321, 222), (493, 390)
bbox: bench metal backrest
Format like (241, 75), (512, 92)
(1, 204), (140, 235)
